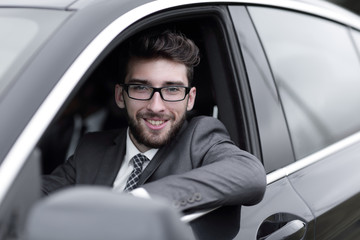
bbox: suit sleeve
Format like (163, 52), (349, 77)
(41, 155), (76, 195)
(141, 117), (266, 212)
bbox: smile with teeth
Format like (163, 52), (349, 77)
(146, 119), (166, 126)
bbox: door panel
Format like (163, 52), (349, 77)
(0, 149), (41, 240)
(235, 178), (314, 239)
(288, 141), (360, 239)
(229, 5), (315, 239)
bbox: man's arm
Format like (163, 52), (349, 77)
(42, 155), (77, 195)
(141, 117), (266, 212)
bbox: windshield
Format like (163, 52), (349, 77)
(0, 8), (70, 96)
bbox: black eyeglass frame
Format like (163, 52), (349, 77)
(121, 84), (191, 102)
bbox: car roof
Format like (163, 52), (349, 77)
(0, 0), (354, 13)
(294, 0), (359, 18)
(0, 0), (76, 9)
(0, 0), (359, 28)
(0, 0), (153, 10)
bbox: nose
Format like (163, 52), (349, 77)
(146, 92), (166, 112)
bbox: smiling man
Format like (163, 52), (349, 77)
(42, 29), (266, 239)
(115, 57), (196, 152)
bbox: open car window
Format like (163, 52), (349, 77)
(38, 6), (252, 174)
(34, 5), (255, 240)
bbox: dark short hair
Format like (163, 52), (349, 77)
(119, 29), (200, 86)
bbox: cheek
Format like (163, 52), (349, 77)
(172, 104), (188, 118)
(125, 101), (142, 116)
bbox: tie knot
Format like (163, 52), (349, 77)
(132, 153), (148, 169)
(124, 154), (149, 192)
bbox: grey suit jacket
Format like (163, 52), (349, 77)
(42, 116), (266, 213)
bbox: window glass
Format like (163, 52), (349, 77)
(249, 7), (360, 159)
(0, 9), (70, 96)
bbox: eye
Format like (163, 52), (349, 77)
(165, 87), (181, 93)
(131, 85), (150, 92)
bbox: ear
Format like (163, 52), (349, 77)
(186, 87), (196, 111)
(115, 84), (125, 109)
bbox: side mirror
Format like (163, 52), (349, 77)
(24, 187), (195, 240)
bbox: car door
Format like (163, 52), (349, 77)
(230, 3), (360, 239)
(226, 5), (315, 239)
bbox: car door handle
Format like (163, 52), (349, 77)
(261, 219), (306, 240)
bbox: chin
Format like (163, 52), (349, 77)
(143, 136), (169, 149)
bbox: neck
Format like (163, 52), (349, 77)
(129, 133), (151, 153)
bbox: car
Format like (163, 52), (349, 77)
(1, 0), (360, 239)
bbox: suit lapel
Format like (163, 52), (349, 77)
(137, 120), (189, 185)
(93, 129), (126, 186)
(137, 147), (167, 185)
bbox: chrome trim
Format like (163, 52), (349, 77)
(267, 131), (360, 184)
(183, 129), (360, 223)
(266, 168), (287, 185)
(2, 0), (360, 205)
(181, 206), (220, 223)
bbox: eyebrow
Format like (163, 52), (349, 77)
(127, 79), (148, 84)
(127, 79), (186, 86)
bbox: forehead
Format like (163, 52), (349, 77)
(126, 58), (188, 86)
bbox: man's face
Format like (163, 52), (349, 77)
(115, 58), (196, 152)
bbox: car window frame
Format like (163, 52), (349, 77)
(229, 5), (295, 174)
(0, 0), (185, 208)
(0, 2), (264, 239)
(0, 0), (262, 216)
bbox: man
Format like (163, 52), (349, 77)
(42, 29), (266, 238)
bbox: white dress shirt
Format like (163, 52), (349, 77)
(112, 128), (158, 194)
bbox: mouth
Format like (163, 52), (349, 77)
(144, 118), (168, 130)
(147, 119), (165, 126)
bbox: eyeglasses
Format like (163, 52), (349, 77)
(121, 84), (191, 102)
